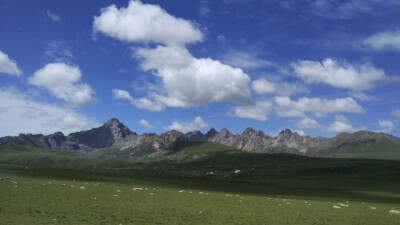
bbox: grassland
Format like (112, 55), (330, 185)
(1, 141), (400, 224)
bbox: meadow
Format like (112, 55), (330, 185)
(1, 142), (400, 224)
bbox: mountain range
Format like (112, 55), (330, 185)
(1, 118), (400, 160)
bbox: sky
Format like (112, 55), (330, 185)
(1, 0), (400, 138)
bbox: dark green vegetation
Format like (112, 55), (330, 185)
(1, 140), (400, 224)
(314, 131), (400, 160)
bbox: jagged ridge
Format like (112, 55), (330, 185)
(2, 118), (400, 159)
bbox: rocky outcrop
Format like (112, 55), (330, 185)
(2, 118), (400, 158)
(185, 127), (324, 154)
(0, 136), (14, 144)
(68, 118), (135, 149)
(18, 132), (81, 153)
(6, 119), (188, 158)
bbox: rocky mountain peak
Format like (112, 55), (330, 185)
(156, 130), (188, 152)
(185, 131), (205, 142)
(280, 128), (293, 135)
(219, 128), (233, 138)
(104, 118), (121, 126)
(67, 119), (134, 148)
(103, 118), (133, 139)
(242, 127), (265, 138)
(205, 128), (217, 137)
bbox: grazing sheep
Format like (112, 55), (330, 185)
(389, 210), (400, 215)
(333, 205), (341, 209)
(234, 170), (240, 174)
(338, 203), (349, 207)
(80, 186), (85, 189)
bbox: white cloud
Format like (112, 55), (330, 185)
(378, 120), (395, 133)
(112, 89), (164, 112)
(392, 109), (400, 119)
(46, 10), (62, 22)
(166, 116), (209, 133)
(0, 50), (22, 76)
(326, 121), (356, 133)
(138, 119), (154, 129)
(45, 41), (74, 63)
(252, 78), (308, 96)
(278, 0), (400, 19)
(363, 29), (400, 52)
(0, 88), (99, 136)
(93, 1), (253, 111)
(292, 58), (391, 91)
(134, 45), (252, 108)
(295, 117), (321, 129)
(348, 91), (375, 102)
(228, 100), (272, 121)
(28, 63), (94, 107)
(274, 96), (364, 117)
(334, 114), (351, 124)
(222, 50), (273, 69)
(198, 0), (211, 17)
(93, 0), (203, 45)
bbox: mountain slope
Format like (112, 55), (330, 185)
(2, 118), (400, 160)
(12, 118), (188, 158)
(315, 131), (400, 160)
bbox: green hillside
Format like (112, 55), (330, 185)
(315, 131), (400, 160)
(1, 140), (400, 224)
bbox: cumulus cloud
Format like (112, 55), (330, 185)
(0, 88), (99, 136)
(295, 117), (321, 129)
(138, 119), (154, 129)
(363, 29), (400, 52)
(274, 96), (364, 117)
(292, 58), (391, 91)
(326, 120), (356, 133)
(134, 45), (251, 108)
(348, 91), (375, 102)
(228, 100), (272, 121)
(252, 78), (308, 96)
(0, 50), (22, 76)
(112, 89), (164, 112)
(378, 120), (395, 133)
(93, 0), (203, 45)
(94, 1), (252, 111)
(28, 63), (94, 107)
(166, 116), (209, 133)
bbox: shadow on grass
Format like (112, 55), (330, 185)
(1, 162), (400, 205)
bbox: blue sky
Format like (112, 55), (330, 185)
(1, 0), (400, 137)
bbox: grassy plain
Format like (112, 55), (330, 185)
(1, 141), (400, 224)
